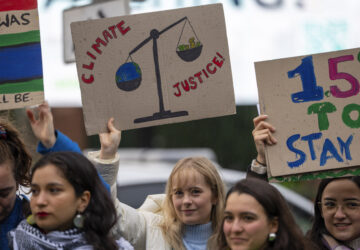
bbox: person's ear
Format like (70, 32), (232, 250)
(77, 190), (91, 213)
(270, 217), (279, 234)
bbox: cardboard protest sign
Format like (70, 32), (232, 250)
(0, 0), (44, 110)
(71, 3), (235, 135)
(255, 48), (360, 181)
(63, 0), (129, 63)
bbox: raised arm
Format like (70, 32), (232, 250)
(87, 118), (149, 249)
(99, 117), (122, 160)
(247, 114), (277, 180)
(252, 114), (277, 165)
(26, 101), (81, 153)
(89, 117), (122, 192)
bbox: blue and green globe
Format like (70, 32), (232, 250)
(115, 62), (142, 91)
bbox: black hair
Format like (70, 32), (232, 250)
(31, 151), (118, 250)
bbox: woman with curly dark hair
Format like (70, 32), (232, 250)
(8, 151), (133, 250)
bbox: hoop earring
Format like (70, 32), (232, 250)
(268, 233), (276, 242)
(73, 213), (84, 229)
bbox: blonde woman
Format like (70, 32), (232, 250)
(89, 118), (225, 250)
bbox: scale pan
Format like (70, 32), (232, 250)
(115, 62), (142, 91)
(176, 45), (203, 62)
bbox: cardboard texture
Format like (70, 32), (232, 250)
(63, 0), (129, 63)
(0, 0), (44, 110)
(71, 3), (235, 135)
(255, 47), (360, 180)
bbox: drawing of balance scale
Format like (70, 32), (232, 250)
(115, 17), (203, 123)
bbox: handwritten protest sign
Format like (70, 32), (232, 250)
(255, 48), (360, 180)
(0, 0), (44, 110)
(71, 3), (235, 135)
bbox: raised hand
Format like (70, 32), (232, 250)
(252, 114), (277, 165)
(99, 117), (121, 159)
(26, 101), (56, 149)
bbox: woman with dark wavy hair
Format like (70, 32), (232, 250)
(0, 102), (111, 250)
(307, 177), (360, 250)
(8, 152), (133, 250)
(215, 178), (315, 250)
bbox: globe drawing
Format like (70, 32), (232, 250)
(115, 62), (142, 91)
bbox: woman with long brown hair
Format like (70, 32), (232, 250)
(216, 178), (315, 250)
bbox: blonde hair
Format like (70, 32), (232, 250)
(160, 157), (225, 250)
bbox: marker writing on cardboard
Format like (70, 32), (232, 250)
(285, 52), (360, 168)
(172, 52), (224, 97)
(81, 20), (131, 84)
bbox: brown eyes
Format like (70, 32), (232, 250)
(320, 201), (360, 213)
(30, 187), (62, 196)
(0, 192), (11, 198)
(223, 214), (256, 222)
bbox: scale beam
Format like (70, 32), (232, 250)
(159, 16), (187, 36)
(128, 16), (187, 56)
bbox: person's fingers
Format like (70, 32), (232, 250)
(254, 133), (269, 144)
(253, 121), (276, 134)
(269, 133), (278, 144)
(253, 114), (268, 126)
(26, 109), (36, 124)
(107, 117), (115, 131)
(37, 109), (45, 121)
(107, 117), (121, 134)
(37, 100), (51, 116)
(265, 134), (277, 145)
(254, 129), (277, 145)
(266, 136), (273, 145)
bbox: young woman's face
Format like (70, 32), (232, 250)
(0, 160), (17, 222)
(171, 169), (216, 225)
(30, 164), (88, 233)
(223, 193), (278, 250)
(320, 179), (360, 242)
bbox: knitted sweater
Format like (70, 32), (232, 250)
(183, 222), (212, 250)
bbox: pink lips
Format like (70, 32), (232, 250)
(334, 223), (351, 230)
(230, 237), (247, 244)
(182, 209), (195, 215)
